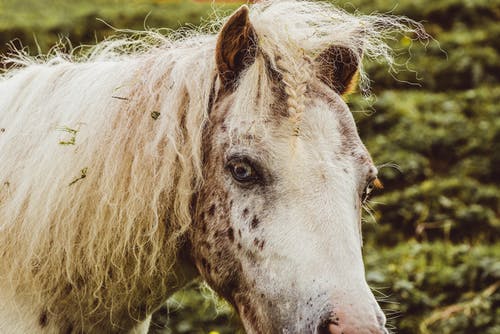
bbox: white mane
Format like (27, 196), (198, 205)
(0, 0), (424, 324)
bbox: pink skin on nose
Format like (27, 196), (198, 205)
(327, 307), (387, 334)
(329, 324), (387, 334)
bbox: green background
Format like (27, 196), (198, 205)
(1, 0), (498, 333)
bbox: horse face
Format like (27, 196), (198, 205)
(191, 6), (387, 334)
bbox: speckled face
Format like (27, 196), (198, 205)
(191, 81), (387, 334)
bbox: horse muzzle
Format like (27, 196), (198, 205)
(316, 301), (388, 334)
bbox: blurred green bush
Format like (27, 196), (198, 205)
(1, 0), (498, 333)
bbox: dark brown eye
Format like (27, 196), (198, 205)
(362, 182), (374, 203)
(227, 158), (259, 184)
(362, 177), (383, 203)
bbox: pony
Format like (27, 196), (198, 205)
(0, 1), (424, 333)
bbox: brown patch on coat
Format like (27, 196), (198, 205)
(227, 227), (235, 242)
(39, 310), (48, 328)
(270, 81), (290, 118)
(252, 238), (265, 251)
(208, 204), (216, 216)
(251, 216), (260, 229)
(242, 208), (249, 218)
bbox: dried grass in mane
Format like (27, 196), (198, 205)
(0, 0), (425, 321)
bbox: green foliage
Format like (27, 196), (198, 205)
(365, 242), (500, 334)
(1, 0), (498, 333)
(0, 0), (240, 55)
(149, 282), (243, 334)
(352, 86), (500, 244)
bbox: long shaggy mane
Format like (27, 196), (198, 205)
(0, 0), (425, 324)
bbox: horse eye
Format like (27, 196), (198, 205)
(361, 183), (372, 203)
(361, 178), (382, 203)
(227, 158), (259, 183)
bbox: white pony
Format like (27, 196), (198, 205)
(0, 1), (423, 333)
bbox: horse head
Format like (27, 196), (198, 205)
(191, 5), (386, 334)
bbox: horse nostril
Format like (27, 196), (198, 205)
(317, 318), (341, 334)
(317, 311), (339, 334)
(317, 322), (330, 334)
(317, 317), (328, 334)
(316, 308), (388, 334)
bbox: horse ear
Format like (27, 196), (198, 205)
(216, 5), (258, 90)
(316, 45), (361, 96)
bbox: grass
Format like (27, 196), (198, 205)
(0, 0), (243, 54)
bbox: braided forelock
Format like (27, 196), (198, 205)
(275, 52), (314, 136)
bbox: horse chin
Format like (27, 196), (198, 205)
(236, 305), (317, 334)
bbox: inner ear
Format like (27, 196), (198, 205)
(215, 5), (258, 91)
(315, 45), (361, 95)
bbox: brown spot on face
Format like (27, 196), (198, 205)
(253, 238), (259, 246)
(0, 128), (5, 133)
(259, 240), (265, 250)
(208, 204), (216, 216)
(251, 216), (260, 229)
(39, 310), (48, 328)
(356, 154), (369, 164)
(237, 242), (242, 250)
(63, 284), (72, 296)
(242, 208), (249, 217)
(227, 227), (235, 242)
